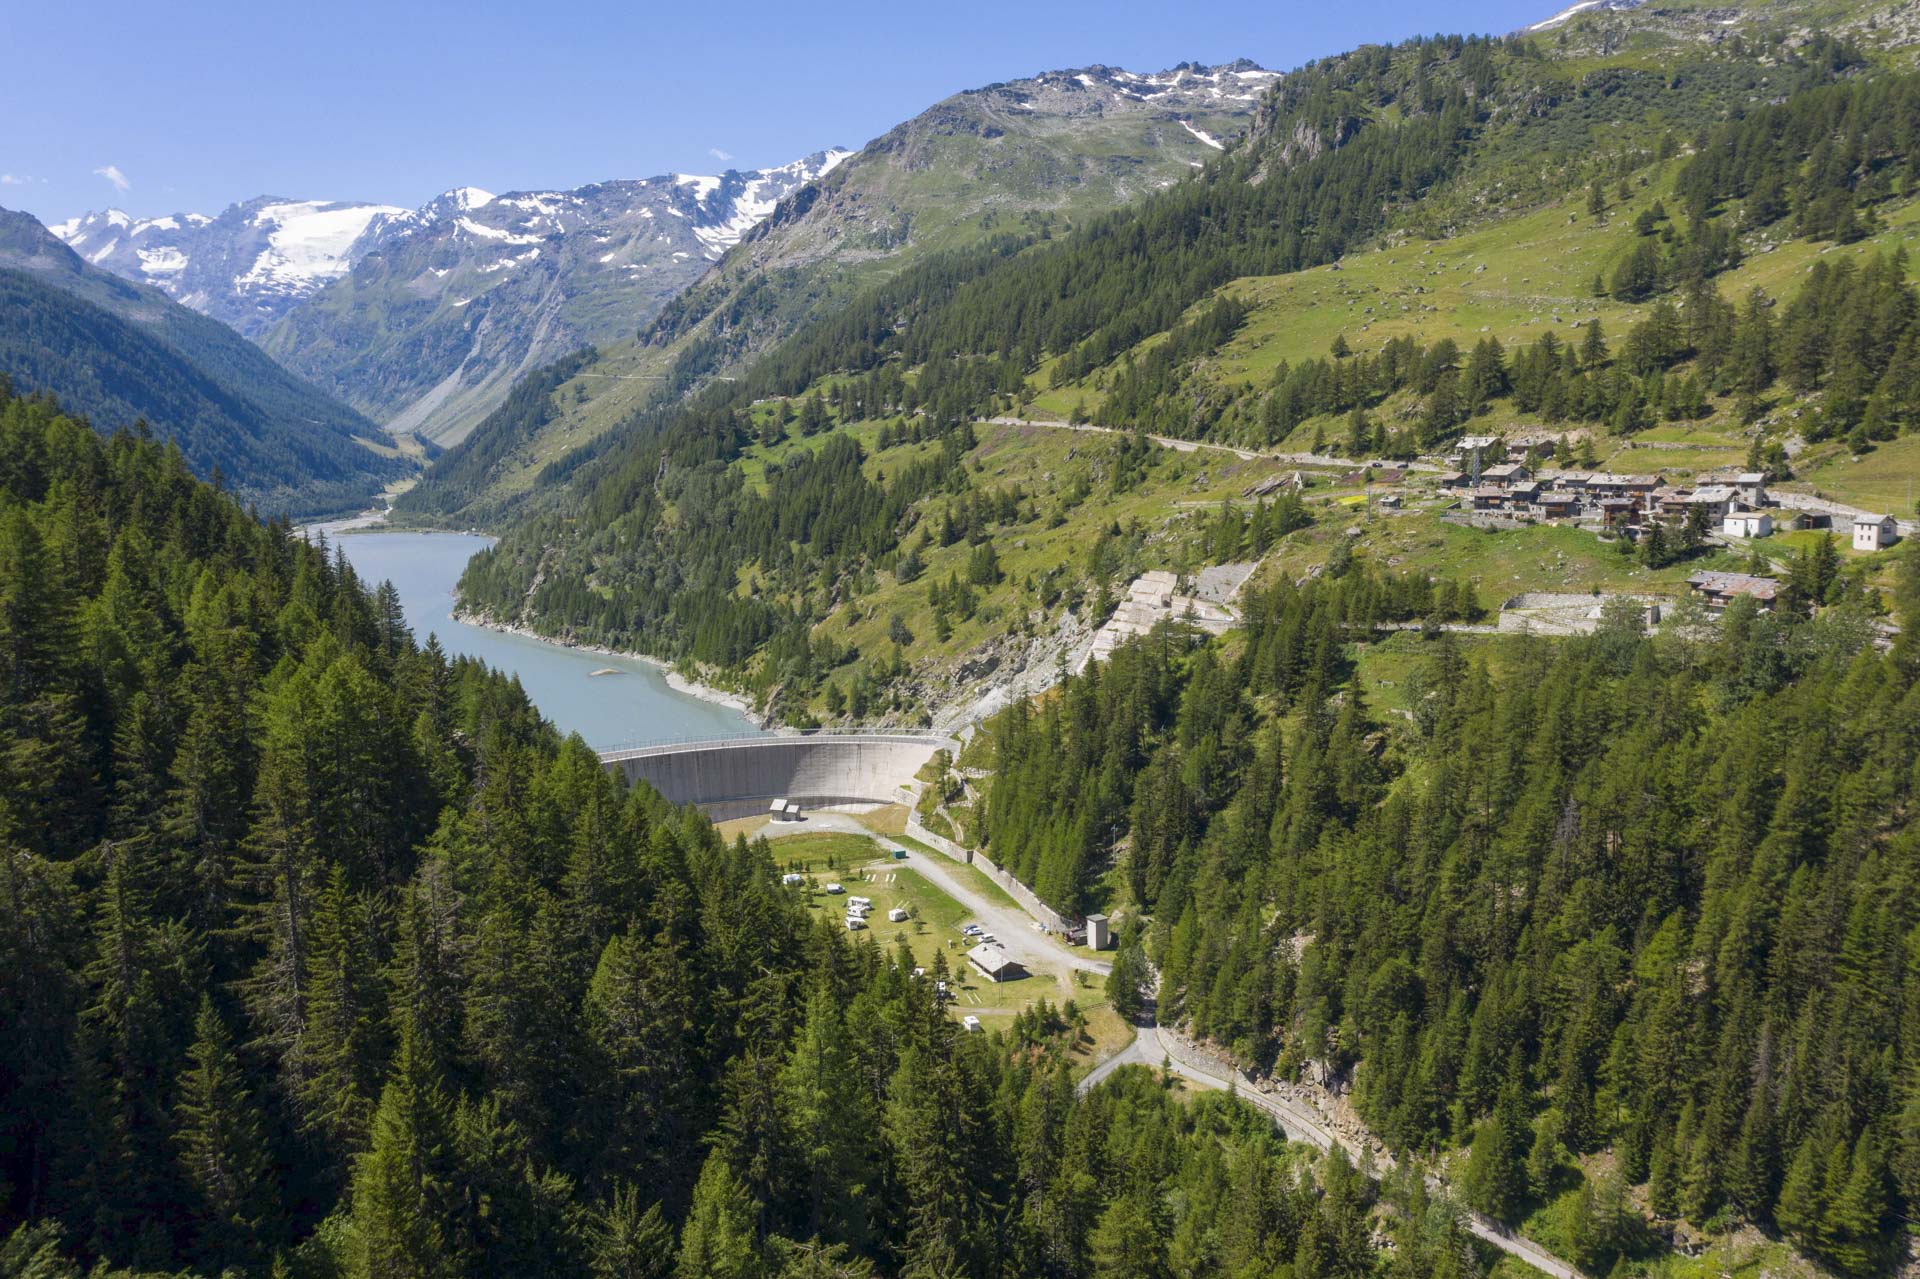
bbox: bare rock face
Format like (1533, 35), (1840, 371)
(634, 61), (1280, 384)
(49, 154), (853, 445)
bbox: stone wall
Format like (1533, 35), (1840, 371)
(904, 815), (1076, 935)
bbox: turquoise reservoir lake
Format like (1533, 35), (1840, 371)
(332, 531), (758, 749)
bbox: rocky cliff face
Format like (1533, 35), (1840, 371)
(254, 153), (851, 445)
(48, 198), (412, 336)
(46, 153), (851, 444)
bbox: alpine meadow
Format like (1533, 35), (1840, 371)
(16, 1), (1920, 1277)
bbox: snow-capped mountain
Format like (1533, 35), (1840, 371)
(46, 152), (852, 441)
(631, 60), (1279, 402)
(50, 198), (413, 336)
(254, 149), (852, 443)
(1527, 0), (1647, 31)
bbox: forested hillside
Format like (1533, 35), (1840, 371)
(989, 549), (1920, 1277)
(395, 61), (1274, 520)
(454, 20), (1908, 709)
(0, 211), (406, 517)
(0, 385), (1486, 1279)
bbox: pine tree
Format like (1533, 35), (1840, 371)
(1462, 1075), (1531, 1220)
(777, 981), (871, 1248)
(175, 997), (275, 1268)
(587, 1186), (675, 1279)
(677, 1148), (763, 1279)
(351, 1017), (461, 1279)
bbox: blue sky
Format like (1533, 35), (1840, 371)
(4, 0), (1552, 223)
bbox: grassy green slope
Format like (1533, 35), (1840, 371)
(402, 63), (1273, 522)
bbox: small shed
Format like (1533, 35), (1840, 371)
(1085, 913), (1112, 951)
(961, 1016), (983, 1033)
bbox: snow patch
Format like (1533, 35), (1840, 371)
(137, 246), (188, 275)
(238, 200), (410, 293)
(674, 173), (721, 200)
(1181, 120), (1226, 151)
(1529, 0), (1644, 30)
(455, 217), (543, 245)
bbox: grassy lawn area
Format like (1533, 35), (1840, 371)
(761, 832), (889, 874)
(1795, 434), (1920, 517)
(792, 860), (1038, 1013)
(1260, 507), (1743, 601)
(853, 804), (910, 837)
(759, 829), (1072, 1017)
(891, 835), (1023, 911)
(1068, 1001), (1135, 1073)
(1594, 442), (1746, 477)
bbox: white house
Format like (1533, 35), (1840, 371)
(1723, 512), (1773, 539)
(1853, 513), (1899, 552)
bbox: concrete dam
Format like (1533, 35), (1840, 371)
(599, 733), (955, 820)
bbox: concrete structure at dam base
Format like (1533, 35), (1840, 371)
(599, 733), (955, 821)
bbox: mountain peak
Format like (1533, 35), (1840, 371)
(1527, 0), (1646, 31)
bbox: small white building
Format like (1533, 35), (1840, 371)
(961, 1015), (983, 1033)
(1723, 512), (1773, 539)
(1854, 513), (1899, 552)
(1084, 913), (1112, 951)
(769, 798), (791, 821)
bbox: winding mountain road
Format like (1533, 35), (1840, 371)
(1078, 1001), (1584, 1279)
(979, 416), (1445, 472)
(896, 811), (1580, 1275)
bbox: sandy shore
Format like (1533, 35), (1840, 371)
(453, 611), (763, 719)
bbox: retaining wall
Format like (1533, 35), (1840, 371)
(904, 816), (1076, 935)
(601, 734), (953, 820)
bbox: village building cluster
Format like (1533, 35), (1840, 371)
(1428, 438), (1906, 557)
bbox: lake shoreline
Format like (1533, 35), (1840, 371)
(453, 610), (764, 722)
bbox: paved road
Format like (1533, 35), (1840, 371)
(981, 416), (1444, 473)
(897, 843), (1111, 982)
(1080, 1004), (1584, 1279)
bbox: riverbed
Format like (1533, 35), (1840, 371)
(329, 531), (759, 749)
